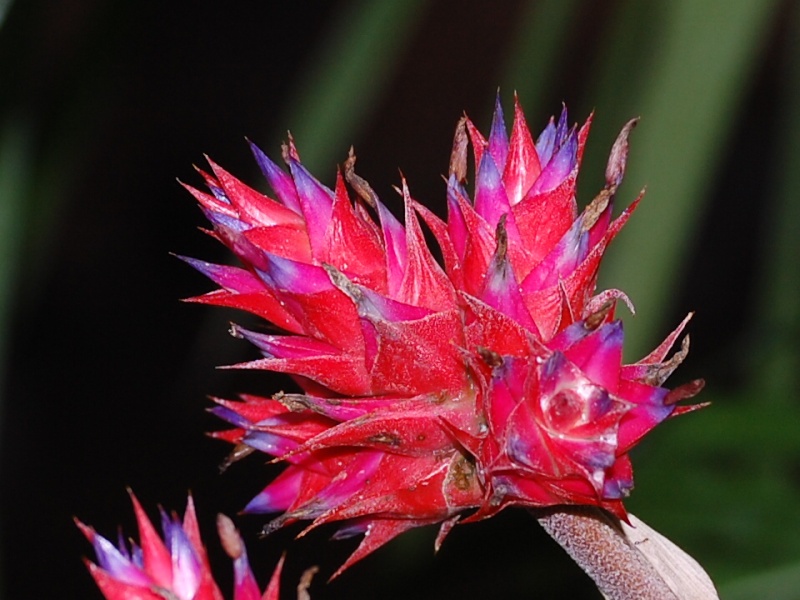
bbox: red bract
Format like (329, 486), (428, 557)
(183, 95), (703, 575)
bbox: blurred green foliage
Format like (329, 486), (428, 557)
(2, 0), (799, 598)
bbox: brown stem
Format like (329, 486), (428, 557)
(536, 507), (678, 600)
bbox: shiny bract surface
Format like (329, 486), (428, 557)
(184, 96), (702, 574)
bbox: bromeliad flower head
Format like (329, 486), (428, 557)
(77, 492), (285, 600)
(181, 94), (704, 574)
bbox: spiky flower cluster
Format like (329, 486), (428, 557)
(179, 96), (702, 575)
(77, 493), (286, 600)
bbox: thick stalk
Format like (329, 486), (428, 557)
(536, 507), (678, 600)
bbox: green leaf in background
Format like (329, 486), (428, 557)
(748, 0), (800, 407)
(0, 0), (12, 31)
(722, 560), (800, 600)
(716, 3), (800, 596)
(595, 0), (781, 358)
(500, 0), (581, 109)
(278, 0), (427, 172)
(0, 110), (30, 600)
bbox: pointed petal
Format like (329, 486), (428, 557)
(474, 150), (512, 229)
(447, 181), (495, 295)
(331, 519), (422, 579)
(244, 468), (310, 514)
(297, 409), (453, 457)
(480, 221), (538, 333)
(232, 325), (342, 360)
(129, 492), (173, 589)
(244, 224), (313, 263)
(412, 198), (462, 289)
(184, 289), (304, 334)
(262, 554), (286, 600)
(376, 198), (407, 297)
(236, 354), (370, 396)
(261, 254), (364, 350)
(397, 182), (456, 311)
(206, 156), (304, 227)
(287, 158), (334, 257)
(503, 96), (542, 205)
(465, 116), (487, 174)
(487, 93), (509, 170)
(535, 116), (557, 165)
(85, 561), (162, 600)
(178, 256), (264, 294)
(181, 180), (238, 219)
(530, 126), (577, 195)
(249, 141), (302, 214)
(322, 171), (386, 290)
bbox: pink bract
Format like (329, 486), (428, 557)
(183, 95), (703, 575)
(77, 492), (284, 600)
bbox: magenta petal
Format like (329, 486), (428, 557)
(263, 254), (334, 295)
(376, 199), (408, 297)
(160, 514), (201, 600)
(233, 326), (341, 359)
(206, 157), (302, 228)
(616, 379), (673, 452)
(521, 219), (588, 292)
(446, 177), (470, 260)
(354, 284), (433, 323)
(182, 180), (237, 218)
(538, 351), (625, 434)
(530, 128), (577, 195)
(449, 187), (498, 295)
(178, 256), (264, 294)
(202, 205), (249, 233)
(480, 245), (539, 334)
(232, 547), (262, 600)
(562, 321), (624, 393)
(331, 520), (370, 540)
(505, 399), (556, 475)
(474, 152), (511, 228)
(91, 534), (151, 587)
(284, 393), (401, 421)
(603, 455), (633, 499)
(397, 187), (456, 311)
(211, 220), (271, 272)
(287, 159), (334, 256)
(242, 429), (300, 460)
(248, 141), (302, 214)
(208, 405), (251, 429)
(303, 451), (384, 516)
(486, 356), (528, 437)
(244, 468), (305, 514)
(195, 166), (230, 204)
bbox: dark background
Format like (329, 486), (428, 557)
(1, 1), (799, 598)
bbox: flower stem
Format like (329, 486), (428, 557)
(536, 507), (678, 600)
